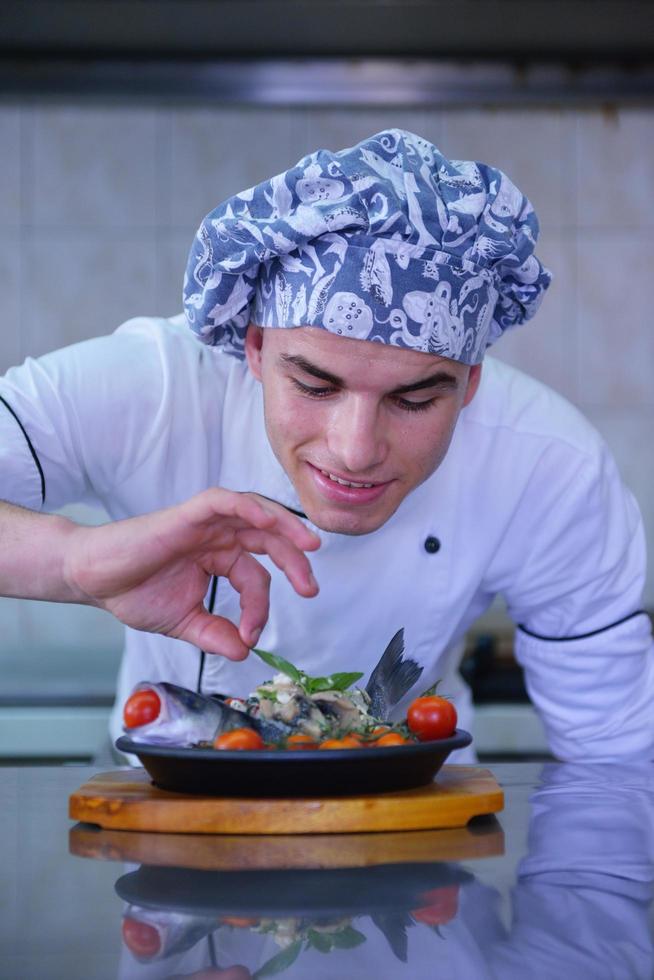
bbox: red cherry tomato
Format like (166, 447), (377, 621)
(286, 734), (319, 750)
(121, 916), (161, 959)
(410, 885), (459, 925)
(123, 689), (161, 729)
(221, 916), (260, 928)
(371, 732), (411, 747)
(407, 696), (457, 741)
(318, 735), (362, 750)
(213, 728), (264, 750)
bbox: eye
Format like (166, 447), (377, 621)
(392, 396), (436, 414)
(290, 378), (336, 398)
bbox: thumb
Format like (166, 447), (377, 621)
(174, 607), (250, 661)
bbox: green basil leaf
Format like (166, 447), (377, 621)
(328, 671), (364, 691)
(253, 649), (363, 695)
(253, 939), (303, 978)
(253, 648), (302, 684)
(302, 675), (330, 694)
(305, 672), (364, 694)
(307, 929), (333, 953)
(330, 926), (367, 949)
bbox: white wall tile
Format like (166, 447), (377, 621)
(0, 597), (23, 651)
(0, 233), (21, 372)
(0, 105), (21, 226)
(441, 108), (577, 230)
(169, 107), (308, 230)
(576, 109), (654, 229)
(155, 231), (192, 319)
(15, 596), (123, 659)
(576, 231), (654, 410)
(21, 231), (158, 358)
(32, 104), (158, 228)
(305, 108), (430, 153)
(491, 232), (578, 403)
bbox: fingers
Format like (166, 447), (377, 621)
(177, 607), (250, 661)
(185, 488), (321, 553)
(234, 526), (319, 600)
(175, 490), (322, 654)
(225, 551), (272, 648)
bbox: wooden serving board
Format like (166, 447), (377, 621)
(69, 765), (503, 835)
(69, 821), (504, 869)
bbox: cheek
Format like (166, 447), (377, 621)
(263, 389), (322, 454)
(394, 409), (458, 474)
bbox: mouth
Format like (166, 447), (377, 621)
(306, 463), (392, 506)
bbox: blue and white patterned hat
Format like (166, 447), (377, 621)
(183, 129), (551, 366)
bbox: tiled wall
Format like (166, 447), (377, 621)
(1, 100), (653, 676)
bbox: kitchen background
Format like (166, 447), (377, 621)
(1, 1), (653, 761)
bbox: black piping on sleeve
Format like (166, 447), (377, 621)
(517, 609), (647, 643)
(0, 394), (45, 505)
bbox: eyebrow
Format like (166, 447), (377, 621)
(280, 354), (460, 394)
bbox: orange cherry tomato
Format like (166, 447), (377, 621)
(410, 885), (459, 925)
(123, 689), (161, 729)
(370, 725), (391, 735)
(220, 915), (260, 928)
(407, 696), (457, 741)
(121, 916), (161, 959)
(286, 734), (319, 750)
(371, 732), (411, 747)
(213, 728), (264, 750)
(318, 735), (362, 750)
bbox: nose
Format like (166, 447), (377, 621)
(326, 396), (387, 474)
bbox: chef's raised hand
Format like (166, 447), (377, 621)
(0, 491), (320, 661)
(68, 488), (320, 659)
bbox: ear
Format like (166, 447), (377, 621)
(462, 363), (482, 407)
(244, 324), (265, 381)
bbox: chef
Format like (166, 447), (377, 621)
(0, 129), (652, 762)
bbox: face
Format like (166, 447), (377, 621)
(245, 326), (481, 536)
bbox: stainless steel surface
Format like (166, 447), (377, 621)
(1, 762), (652, 978)
(2, 58), (654, 104)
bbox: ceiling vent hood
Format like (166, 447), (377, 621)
(1, 0), (653, 104)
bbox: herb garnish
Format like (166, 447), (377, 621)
(253, 648), (363, 695)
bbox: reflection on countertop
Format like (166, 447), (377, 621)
(1, 762), (653, 979)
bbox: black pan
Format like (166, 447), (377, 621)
(115, 860), (471, 918)
(116, 729), (472, 797)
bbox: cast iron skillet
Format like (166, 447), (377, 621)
(116, 729), (472, 797)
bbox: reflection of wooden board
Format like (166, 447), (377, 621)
(70, 819), (504, 869)
(69, 765), (503, 835)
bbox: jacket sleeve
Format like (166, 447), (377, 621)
(497, 439), (654, 761)
(0, 317), (168, 513)
(514, 613), (654, 761)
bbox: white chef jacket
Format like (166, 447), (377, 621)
(1, 314), (652, 761)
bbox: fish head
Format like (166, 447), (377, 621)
(122, 682), (256, 747)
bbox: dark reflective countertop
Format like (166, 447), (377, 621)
(1, 762), (653, 979)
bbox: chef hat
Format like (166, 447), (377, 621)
(183, 129), (551, 365)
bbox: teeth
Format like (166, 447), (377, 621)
(321, 469), (374, 489)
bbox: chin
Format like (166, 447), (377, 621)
(301, 501), (396, 537)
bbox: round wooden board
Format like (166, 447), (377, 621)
(69, 765), (503, 835)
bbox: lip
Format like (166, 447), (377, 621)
(307, 463), (392, 506)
